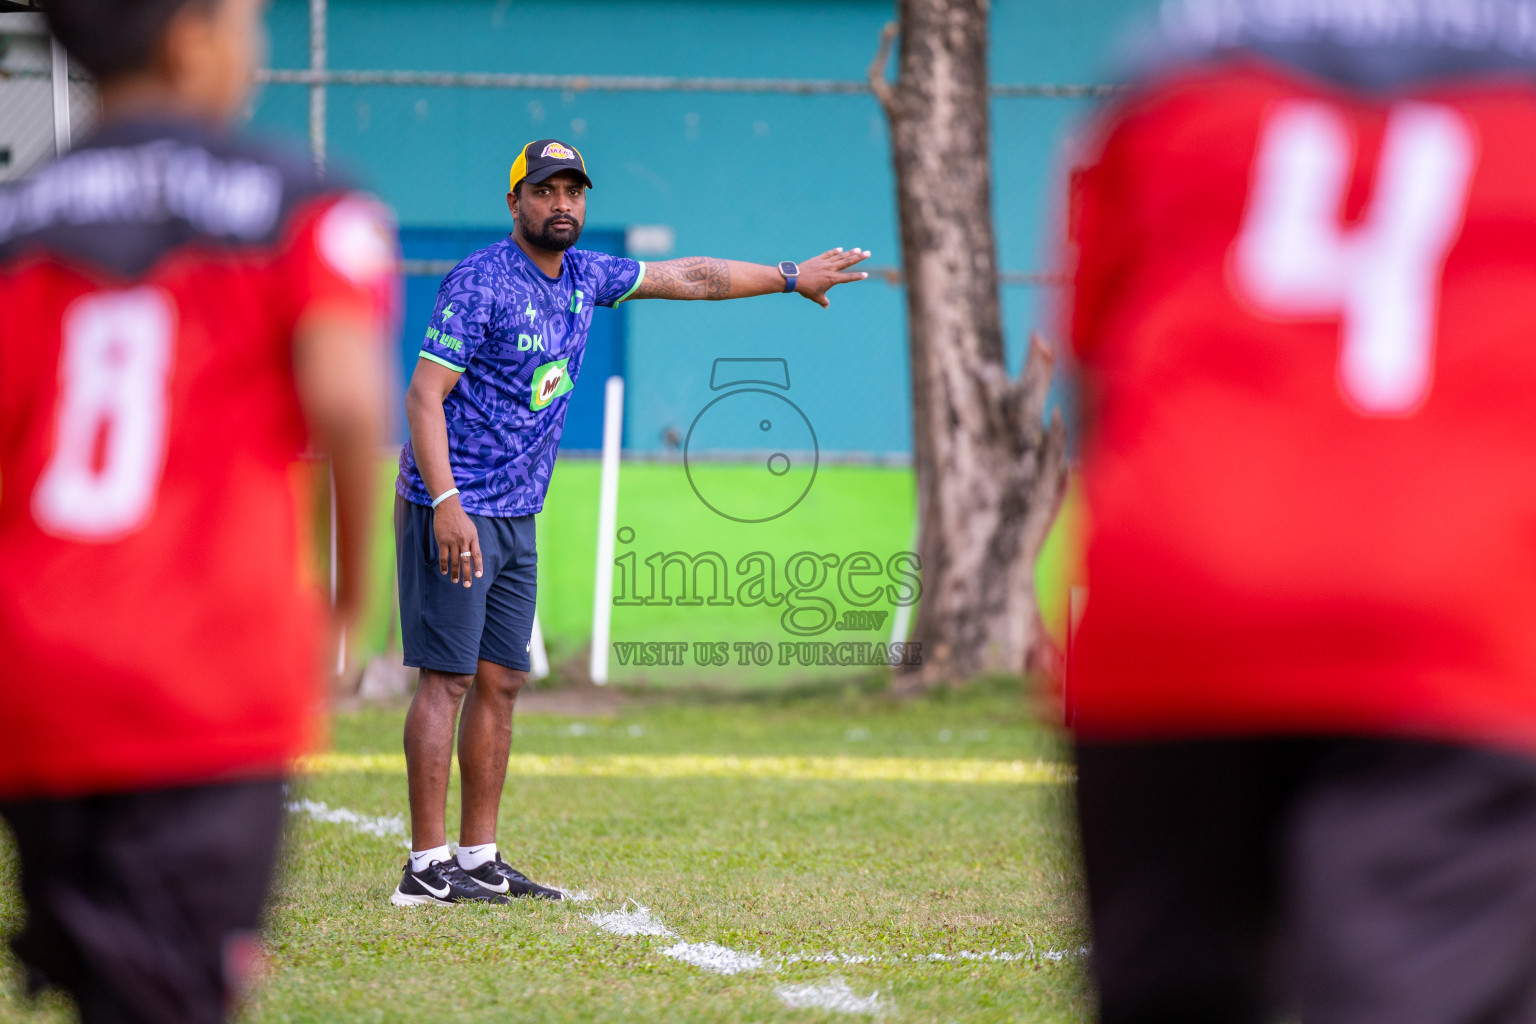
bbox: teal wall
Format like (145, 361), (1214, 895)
(250, 0), (1155, 454)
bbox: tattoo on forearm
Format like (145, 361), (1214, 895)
(639, 257), (732, 300)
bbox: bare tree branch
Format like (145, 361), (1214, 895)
(1019, 333), (1059, 437)
(867, 21), (899, 112)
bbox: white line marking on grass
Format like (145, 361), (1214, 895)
(286, 798), (407, 841)
(583, 905), (764, 974)
(578, 900), (1078, 1018)
(776, 977), (884, 1016)
(917, 947), (1081, 963)
(582, 896), (1078, 979)
(558, 889), (594, 903)
(779, 946), (1086, 966)
(587, 903), (676, 937)
(661, 941), (764, 975)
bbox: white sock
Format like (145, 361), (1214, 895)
(409, 844), (451, 873)
(457, 842), (497, 871)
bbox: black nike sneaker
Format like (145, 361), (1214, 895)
(390, 857), (510, 907)
(460, 854), (565, 900)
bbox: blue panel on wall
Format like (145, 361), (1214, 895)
(397, 226), (628, 450)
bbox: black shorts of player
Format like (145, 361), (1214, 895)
(395, 495), (536, 675)
(0, 779), (285, 1024)
(1076, 736), (1536, 1024)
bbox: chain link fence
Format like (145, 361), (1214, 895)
(0, 0), (1102, 681)
(0, 2), (1102, 386)
(252, 0), (1106, 288)
(246, 0), (1104, 464)
(240, 1), (1110, 682)
(0, 3), (1096, 297)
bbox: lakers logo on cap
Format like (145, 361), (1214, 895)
(510, 139), (592, 192)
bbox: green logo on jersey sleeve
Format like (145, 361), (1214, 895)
(530, 358), (574, 410)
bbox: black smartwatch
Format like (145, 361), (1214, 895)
(778, 260), (799, 293)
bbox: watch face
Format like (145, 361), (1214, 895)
(778, 261), (799, 276)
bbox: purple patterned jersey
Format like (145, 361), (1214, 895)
(396, 237), (642, 516)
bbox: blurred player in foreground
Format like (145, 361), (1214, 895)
(1067, 0), (1536, 1020)
(0, 0), (392, 1020)
(392, 140), (871, 905)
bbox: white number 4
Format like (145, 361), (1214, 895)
(33, 288), (175, 541)
(1233, 100), (1476, 415)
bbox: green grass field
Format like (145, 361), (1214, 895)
(348, 456), (1086, 689)
(4, 462), (1089, 1021)
(0, 682), (1090, 1023)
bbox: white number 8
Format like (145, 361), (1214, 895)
(33, 288), (175, 541)
(1233, 100), (1476, 415)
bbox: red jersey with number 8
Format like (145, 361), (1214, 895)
(0, 119), (395, 796)
(1068, 14), (1536, 751)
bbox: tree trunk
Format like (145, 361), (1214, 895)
(868, 6), (1069, 688)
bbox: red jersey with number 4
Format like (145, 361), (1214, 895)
(0, 118), (394, 797)
(1068, 5), (1536, 752)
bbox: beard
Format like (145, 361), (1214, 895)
(521, 212), (583, 251)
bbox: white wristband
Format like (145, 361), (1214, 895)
(430, 487), (460, 509)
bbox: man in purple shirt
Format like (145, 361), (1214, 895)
(391, 138), (871, 905)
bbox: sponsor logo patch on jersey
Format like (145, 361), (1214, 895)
(541, 142), (576, 160)
(529, 358), (573, 410)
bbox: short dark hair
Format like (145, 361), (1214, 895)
(45, 0), (215, 82)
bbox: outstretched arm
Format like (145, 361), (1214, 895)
(631, 247), (871, 308)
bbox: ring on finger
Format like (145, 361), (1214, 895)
(460, 552), (473, 559)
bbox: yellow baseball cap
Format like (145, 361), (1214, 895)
(509, 138), (593, 192)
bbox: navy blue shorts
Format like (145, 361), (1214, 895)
(395, 495), (537, 675)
